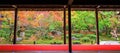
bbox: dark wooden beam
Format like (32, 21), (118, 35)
(68, 5), (72, 53)
(68, 0), (73, 5)
(68, 0), (73, 53)
(72, 5), (120, 8)
(0, 5), (65, 8)
(17, 5), (65, 8)
(63, 5), (66, 44)
(95, 6), (100, 45)
(18, 8), (63, 11)
(0, 0), (68, 5)
(1, 8), (120, 11)
(73, 0), (120, 5)
(0, 5), (120, 9)
(71, 8), (120, 11)
(13, 5), (18, 44)
(0, 8), (14, 11)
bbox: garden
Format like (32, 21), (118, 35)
(0, 10), (120, 44)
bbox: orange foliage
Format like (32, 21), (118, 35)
(51, 11), (63, 21)
(0, 11), (14, 26)
(18, 11), (63, 28)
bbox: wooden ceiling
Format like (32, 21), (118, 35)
(0, 0), (120, 5)
(0, 0), (120, 10)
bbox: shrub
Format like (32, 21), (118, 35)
(0, 30), (9, 39)
(41, 35), (54, 40)
(44, 35), (53, 40)
(87, 34), (96, 40)
(81, 37), (90, 42)
(25, 33), (32, 37)
(72, 34), (83, 38)
(25, 30), (35, 37)
(51, 41), (62, 44)
(107, 34), (112, 37)
(52, 42), (62, 44)
(73, 41), (81, 44)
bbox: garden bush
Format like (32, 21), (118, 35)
(40, 35), (54, 40)
(25, 33), (32, 37)
(51, 42), (62, 44)
(72, 34), (83, 38)
(87, 34), (96, 40)
(73, 40), (81, 44)
(25, 30), (35, 37)
(81, 37), (90, 42)
(51, 40), (63, 44)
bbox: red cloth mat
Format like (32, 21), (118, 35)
(0, 44), (120, 51)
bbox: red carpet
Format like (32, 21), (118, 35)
(0, 45), (120, 51)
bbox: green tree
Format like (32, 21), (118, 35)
(98, 11), (115, 35)
(71, 11), (95, 33)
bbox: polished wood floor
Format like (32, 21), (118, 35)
(0, 51), (120, 53)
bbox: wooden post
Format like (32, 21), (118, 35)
(13, 5), (18, 44)
(68, 5), (72, 53)
(63, 5), (66, 44)
(95, 5), (100, 45)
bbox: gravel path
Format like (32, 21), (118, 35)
(100, 41), (120, 45)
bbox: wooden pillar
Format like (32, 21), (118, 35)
(63, 5), (66, 44)
(13, 5), (18, 44)
(95, 6), (100, 45)
(68, 5), (72, 53)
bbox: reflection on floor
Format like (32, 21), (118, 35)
(0, 51), (120, 53)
